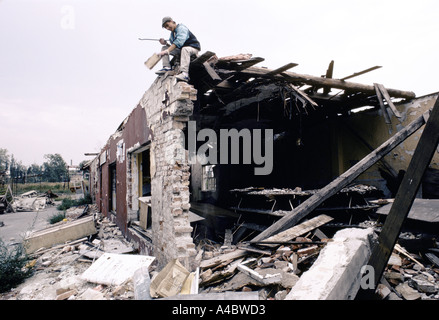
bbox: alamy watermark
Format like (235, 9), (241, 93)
(173, 121), (274, 176)
(60, 5), (75, 30)
(360, 265), (375, 290)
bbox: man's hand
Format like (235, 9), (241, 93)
(159, 38), (167, 45)
(158, 50), (169, 56)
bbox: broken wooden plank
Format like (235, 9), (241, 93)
(359, 96), (439, 297)
(237, 258), (281, 285)
(394, 244), (425, 269)
(200, 249), (248, 269)
(236, 244), (272, 256)
(266, 62), (299, 76)
(190, 51), (217, 67)
(228, 57), (265, 71)
(249, 240), (330, 245)
(376, 83), (402, 118)
(323, 60), (334, 95)
(203, 61), (222, 81)
(199, 258), (243, 287)
(340, 66), (382, 81)
(425, 253), (439, 267)
(252, 214), (333, 247)
(289, 83), (319, 107)
(374, 83), (392, 124)
(252, 109), (430, 243)
(375, 83), (402, 118)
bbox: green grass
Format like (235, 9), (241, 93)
(56, 193), (92, 211)
(48, 212), (66, 224)
(0, 239), (33, 293)
(11, 182), (72, 196)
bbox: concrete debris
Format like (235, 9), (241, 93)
(0, 209), (149, 300)
(285, 228), (377, 300)
(10, 190), (57, 212)
(1, 197), (439, 301)
(23, 215), (97, 254)
(81, 253), (155, 286)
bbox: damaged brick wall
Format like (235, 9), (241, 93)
(139, 76), (198, 271)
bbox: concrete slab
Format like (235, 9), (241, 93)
(81, 253), (155, 286)
(285, 227), (377, 300)
(23, 215), (97, 253)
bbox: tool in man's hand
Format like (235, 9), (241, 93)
(138, 38), (169, 44)
(138, 38), (161, 41)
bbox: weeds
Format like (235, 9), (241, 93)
(0, 239), (33, 293)
(48, 212), (66, 224)
(57, 198), (76, 211)
(56, 193), (92, 211)
(12, 182), (71, 196)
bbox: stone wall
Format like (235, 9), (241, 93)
(139, 75), (198, 271)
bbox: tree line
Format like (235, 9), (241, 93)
(0, 148), (82, 183)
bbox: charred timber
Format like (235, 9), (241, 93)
(237, 67), (416, 100)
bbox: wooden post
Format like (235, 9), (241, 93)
(374, 83), (392, 124)
(252, 109), (430, 242)
(357, 96), (439, 298)
(375, 83), (402, 118)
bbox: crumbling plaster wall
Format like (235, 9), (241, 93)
(333, 92), (439, 195)
(138, 75), (198, 271)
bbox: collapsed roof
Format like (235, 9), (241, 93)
(188, 52), (415, 127)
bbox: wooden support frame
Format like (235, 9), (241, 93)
(374, 83), (402, 119)
(202, 61), (222, 81)
(190, 51), (217, 67)
(357, 96), (439, 298)
(289, 83), (318, 107)
(323, 60), (334, 95)
(251, 109), (430, 242)
(374, 83), (392, 124)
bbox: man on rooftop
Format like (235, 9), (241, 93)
(156, 16), (201, 82)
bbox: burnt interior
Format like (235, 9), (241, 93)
(180, 52), (437, 244)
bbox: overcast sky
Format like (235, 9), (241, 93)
(1, 0), (439, 167)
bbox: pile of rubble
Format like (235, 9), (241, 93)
(0, 210), (152, 300)
(196, 237), (325, 300)
(10, 190), (57, 212)
(193, 226), (439, 300)
(379, 243), (439, 300)
(1, 206), (438, 300)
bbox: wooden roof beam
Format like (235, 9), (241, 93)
(340, 66), (382, 81)
(238, 66), (415, 99)
(265, 62), (299, 76)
